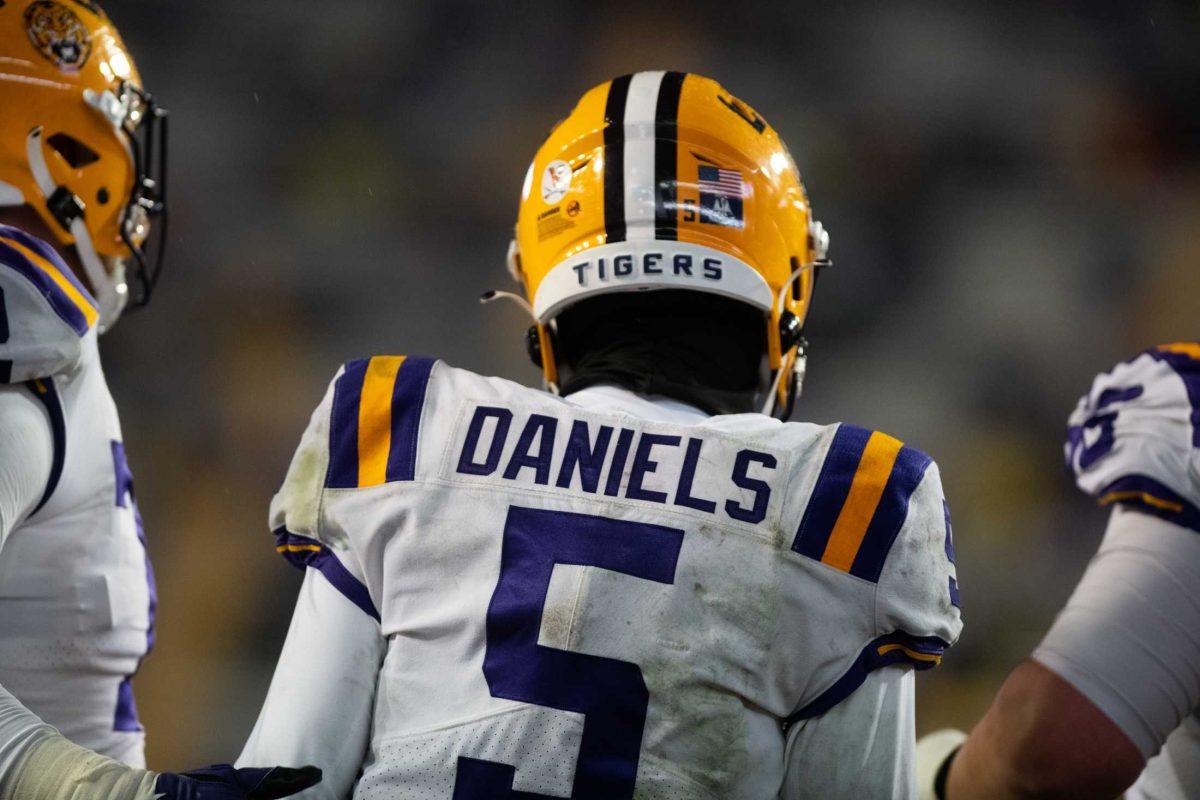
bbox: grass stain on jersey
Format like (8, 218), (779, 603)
(632, 524), (783, 794)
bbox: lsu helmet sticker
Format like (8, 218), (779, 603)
(698, 165), (745, 228)
(541, 159), (572, 204)
(536, 205), (575, 242)
(24, 1), (92, 71)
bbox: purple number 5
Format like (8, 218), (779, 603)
(453, 506), (685, 799)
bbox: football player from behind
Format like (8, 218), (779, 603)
(0, 2), (318, 798)
(916, 343), (1200, 800)
(238, 72), (962, 798)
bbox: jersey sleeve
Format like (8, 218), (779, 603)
(0, 226), (96, 383)
(787, 425), (962, 722)
(874, 457), (962, 662)
(269, 355), (438, 623)
(1033, 505), (1200, 758)
(238, 569), (385, 798)
(1065, 343), (1200, 532)
(269, 363), (378, 622)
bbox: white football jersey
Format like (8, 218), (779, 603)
(271, 355), (961, 798)
(0, 225), (153, 766)
(1061, 343), (1200, 799)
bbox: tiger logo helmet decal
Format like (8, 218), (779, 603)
(24, 1), (92, 71)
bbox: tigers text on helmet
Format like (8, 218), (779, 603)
(0, 0), (167, 331)
(504, 71), (829, 418)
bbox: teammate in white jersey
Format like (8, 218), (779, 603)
(238, 72), (962, 798)
(0, 2), (317, 797)
(917, 343), (1200, 799)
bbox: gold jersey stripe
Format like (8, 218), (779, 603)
(820, 431), (905, 572)
(876, 642), (942, 664)
(1099, 489), (1184, 514)
(1157, 342), (1200, 361)
(276, 543), (323, 554)
(357, 355), (406, 487)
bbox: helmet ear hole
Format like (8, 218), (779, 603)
(46, 133), (100, 168)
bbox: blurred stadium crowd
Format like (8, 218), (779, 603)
(101, 0), (1200, 769)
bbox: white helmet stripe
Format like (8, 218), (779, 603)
(621, 71), (666, 241)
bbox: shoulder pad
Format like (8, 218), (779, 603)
(270, 355), (440, 534)
(0, 225), (97, 382)
(1066, 344), (1200, 531)
(793, 424), (935, 581)
(323, 355), (438, 489)
(791, 423), (960, 633)
(268, 356), (440, 623)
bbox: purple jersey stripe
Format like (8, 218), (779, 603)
(274, 529), (380, 621)
(114, 678), (142, 732)
(110, 440), (156, 732)
(848, 444), (934, 582)
(944, 500), (961, 608)
(786, 631), (948, 724)
(0, 239), (90, 336)
(25, 379), (65, 514)
(792, 424), (873, 560)
(385, 357), (436, 482)
(1097, 474), (1200, 534)
(326, 359), (370, 489)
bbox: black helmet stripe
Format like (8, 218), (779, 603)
(602, 74), (632, 244)
(654, 71), (686, 241)
(603, 71), (688, 245)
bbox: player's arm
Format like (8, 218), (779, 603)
(783, 666), (917, 798)
(944, 661), (1141, 799)
(924, 346), (1200, 799)
(238, 365), (388, 797)
(237, 568), (385, 798)
(940, 505), (1196, 799)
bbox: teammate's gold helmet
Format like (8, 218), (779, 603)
(508, 71), (829, 416)
(0, 0), (167, 330)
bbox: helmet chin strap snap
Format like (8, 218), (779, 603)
(762, 261), (816, 417)
(25, 126), (127, 331)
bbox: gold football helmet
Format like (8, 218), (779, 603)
(504, 71), (829, 417)
(0, 0), (167, 330)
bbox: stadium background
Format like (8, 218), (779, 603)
(100, 0), (1200, 770)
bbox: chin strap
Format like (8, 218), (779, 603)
(25, 127), (127, 333)
(761, 260), (817, 417)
